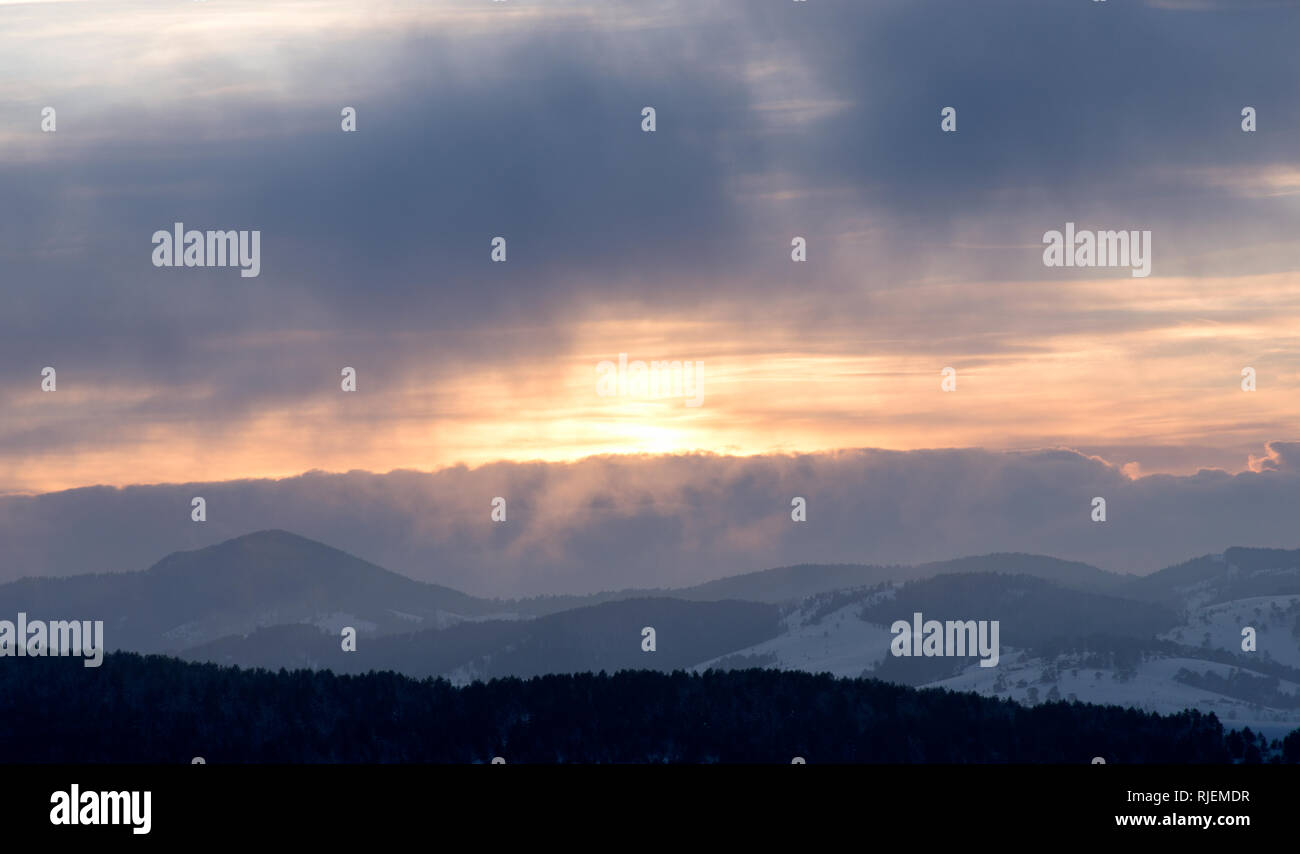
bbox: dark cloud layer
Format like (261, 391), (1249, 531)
(3, 0), (1299, 392)
(2, 445), (1298, 597)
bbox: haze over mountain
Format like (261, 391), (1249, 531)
(6, 447), (1300, 596)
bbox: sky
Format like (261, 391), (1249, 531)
(1, 0), (1298, 591)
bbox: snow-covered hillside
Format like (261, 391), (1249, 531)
(693, 582), (1300, 739)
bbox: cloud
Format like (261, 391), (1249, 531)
(1145, 0), (1300, 10)
(2, 446), (1298, 596)
(1248, 440), (1300, 472)
(1, 0), (1298, 492)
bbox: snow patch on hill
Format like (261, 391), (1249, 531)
(1161, 595), (1300, 669)
(695, 594), (893, 677)
(930, 652), (1300, 739)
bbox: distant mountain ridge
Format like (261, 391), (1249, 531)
(0, 529), (1134, 646)
(0, 530), (506, 652)
(1122, 546), (1300, 609)
(186, 597), (784, 680)
(512, 552), (1127, 614)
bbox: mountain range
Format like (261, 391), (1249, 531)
(3, 529), (1298, 736)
